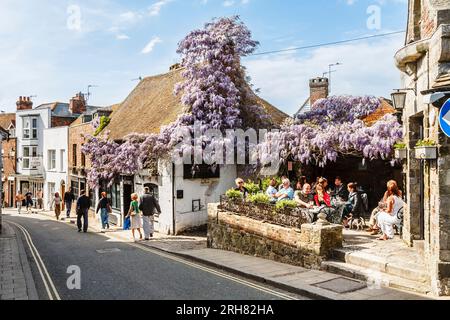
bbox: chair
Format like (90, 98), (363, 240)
(394, 207), (404, 236)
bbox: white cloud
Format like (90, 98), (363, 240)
(223, 0), (235, 7)
(116, 34), (130, 40)
(141, 37), (162, 54)
(244, 35), (404, 115)
(149, 0), (171, 16)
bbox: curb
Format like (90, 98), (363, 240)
(3, 221), (39, 300)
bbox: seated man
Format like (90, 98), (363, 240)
(234, 178), (249, 199)
(274, 179), (294, 202)
(265, 178), (278, 203)
(294, 183), (314, 209)
(331, 176), (349, 202)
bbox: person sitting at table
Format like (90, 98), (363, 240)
(295, 183), (314, 209)
(342, 183), (364, 227)
(331, 176), (349, 202)
(265, 178), (278, 202)
(278, 176), (289, 191)
(234, 178), (249, 199)
(314, 184), (331, 207)
(274, 179), (294, 202)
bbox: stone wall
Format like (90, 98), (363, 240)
(207, 203), (343, 269)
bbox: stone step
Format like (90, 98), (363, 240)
(332, 248), (429, 283)
(322, 260), (431, 296)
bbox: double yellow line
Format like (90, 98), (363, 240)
(8, 221), (61, 300)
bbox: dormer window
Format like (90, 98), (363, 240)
(22, 117), (38, 139)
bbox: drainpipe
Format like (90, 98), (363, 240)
(172, 163), (176, 235)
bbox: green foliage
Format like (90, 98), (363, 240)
(248, 193), (270, 205)
(415, 139), (437, 147)
(394, 142), (407, 150)
(94, 116), (111, 136)
(226, 189), (242, 200)
(261, 177), (282, 192)
(244, 181), (260, 195)
(275, 200), (298, 211)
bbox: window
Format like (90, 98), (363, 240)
(183, 164), (220, 179)
(110, 182), (121, 210)
(47, 150), (56, 170)
(32, 118), (37, 139)
(9, 128), (15, 137)
(71, 180), (79, 198)
(23, 146), (38, 169)
(81, 144), (86, 167)
(48, 183), (56, 198)
(23, 118), (30, 139)
(60, 150), (65, 172)
(72, 144), (77, 167)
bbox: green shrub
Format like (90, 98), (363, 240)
(244, 181), (260, 195)
(248, 193), (270, 205)
(415, 139), (437, 147)
(261, 177), (282, 192)
(94, 116), (111, 136)
(394, 142), (407, 149)
(275, 200), (298, 211)
(226, 189), (242, 200)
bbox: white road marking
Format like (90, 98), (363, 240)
(8, 220), (61, 300)
(7, 210), (297, 300)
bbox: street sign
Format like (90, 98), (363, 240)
(439, 98), (450, 138)
(30, 157), (41, 168)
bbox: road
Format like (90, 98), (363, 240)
(3, 211), (306, 300)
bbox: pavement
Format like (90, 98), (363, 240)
(0, 220), (38, 300)
(3, 208), (432, 300)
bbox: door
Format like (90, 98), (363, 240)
(418, 123), (425, 240)
(123, 183), (133, 226)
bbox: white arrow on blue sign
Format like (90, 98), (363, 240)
(439, 98), (450, 138)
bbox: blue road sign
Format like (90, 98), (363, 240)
(439, 98), (450, 138)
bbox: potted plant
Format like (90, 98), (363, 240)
(394, 142), (407, 160)
(414, 139), (438, 160)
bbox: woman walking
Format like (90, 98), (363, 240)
(126, 193), (143, 241)
(376, 180), (405, 241)
(51, 192), (62, 220)
(15, 191), (24, 214)
(96, 192), (111, 233)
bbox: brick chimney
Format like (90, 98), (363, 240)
(309, 77), (329, 107)
(16, 96), (33, 111)
(69, 92), (86, 114)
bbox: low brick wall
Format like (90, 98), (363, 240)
(207, 203), (343, 269)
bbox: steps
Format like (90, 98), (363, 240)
(321, 230), (431, 296)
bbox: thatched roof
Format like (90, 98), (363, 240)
(107, 68), (289, 140)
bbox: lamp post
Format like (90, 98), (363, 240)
(328, 62), (342, 95)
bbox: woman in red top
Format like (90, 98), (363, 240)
(314, 184), (331, 207)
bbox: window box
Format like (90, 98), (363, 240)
(394, 148), (407, 160)
(414, 146), (437, 160)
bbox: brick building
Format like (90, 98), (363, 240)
(0, 114), (16, 207)
(14, 94), (102, 201)
(395, 0), (450, 296)
(68, 107), (114, 216)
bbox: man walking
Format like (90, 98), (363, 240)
(64, 187), (75, 218)
(76, 190), (91, 233)
(37, 189), (43, 210)
(139, 187), (161, 240)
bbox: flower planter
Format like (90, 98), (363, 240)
(394, 149), (407, 160)
(414, 146), (437, 160)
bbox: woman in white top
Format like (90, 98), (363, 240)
(376, 180), (404, 241)
(51, 192), (63, 221)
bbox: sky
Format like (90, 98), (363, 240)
(0, 0), (408, 116)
